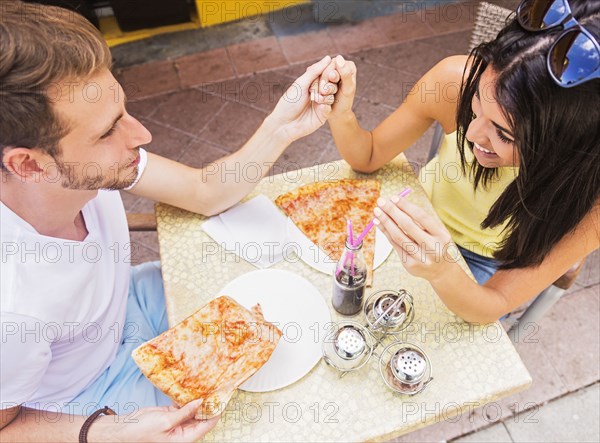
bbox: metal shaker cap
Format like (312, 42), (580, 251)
(322, 321), (375, 374)
(390, 347), (427, 384)
(373, 292), (407, 326)
(364, 289), (415, 334)
(379, 342), (433, 395)
(334, 325), (367, 360)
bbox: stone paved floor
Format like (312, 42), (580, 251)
(112, 1), (599, 441)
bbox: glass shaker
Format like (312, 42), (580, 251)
(332, 238), (367, 316)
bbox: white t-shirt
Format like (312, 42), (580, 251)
(0, 149), (148, 410)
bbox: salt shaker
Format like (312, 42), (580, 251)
(332, 238), (367, 315)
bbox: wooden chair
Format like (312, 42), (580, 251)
(126, 212), (157, 231)
(426, 2), (586, 338)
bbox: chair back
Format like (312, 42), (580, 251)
(469, 2), (513, 51)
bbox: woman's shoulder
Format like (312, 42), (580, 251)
(430, 55), (471, 82)
(417, 55), (471, 133)
(422, 55), (472, 89)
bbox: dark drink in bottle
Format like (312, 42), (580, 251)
(332, 239), (367, 316)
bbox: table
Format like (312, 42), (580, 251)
(156, 155), (532, 442)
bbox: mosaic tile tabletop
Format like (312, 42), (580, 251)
(156, 156), (531, 442)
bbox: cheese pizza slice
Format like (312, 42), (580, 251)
(275, 179), (380, 283)
(132, 296), (281, 419)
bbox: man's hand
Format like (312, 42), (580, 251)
(92, 399), (220, 443)
(269, 55), (338, 143)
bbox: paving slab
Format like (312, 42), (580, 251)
(227, 36), (289, 76)
(373, 10), (436, 44)
(504, 383), (600, 443)
(279, 29), (338, 64)
(537, 287), (600, 393)
(422, 1), (478, 34)
(115, 59), (180, 99)
(136, 118), (195, 160)
(198, 101), (268, 152)
(360, 39), (456, 76)
(576, 250), (600, 288)
(453, 422), (513, 442)
(176, 139), (231, 169)
(149, 88), (225, 135)
(176, 47), (236, 88)
(360, 64), (420, 108)
(327, 18), (391, 54)
(233, 71), (296, 113)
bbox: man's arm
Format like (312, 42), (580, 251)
(0, 400), (218, 442)
(0, 405), (20, 430)
(126, 56), (336, 216)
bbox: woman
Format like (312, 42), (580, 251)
(323, 0), (600, 323)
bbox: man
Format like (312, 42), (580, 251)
(0, 1), (338, 441)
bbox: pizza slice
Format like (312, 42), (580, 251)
(132, 296), (282, 419)
(275, 179), (380, 284)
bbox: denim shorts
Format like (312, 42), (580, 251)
(63, 261), (172, 415)
(457, 245), (500, 285)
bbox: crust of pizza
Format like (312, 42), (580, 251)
(275, 179), (381, 282)
(132, 296), (281, 419)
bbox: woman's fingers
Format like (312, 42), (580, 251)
(318, 58), (339, 94)
(373, 207), (421, 257)
(375, 198), (434, 246)
(334, 55), (357, 96)
(320, 81), (338, 96)
(392, 196), (449, 238)
(311, 92), (336, 105)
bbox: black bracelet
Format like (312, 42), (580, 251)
(79, 406), (116, 443)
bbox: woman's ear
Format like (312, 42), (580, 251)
(2, 147), (45, 181)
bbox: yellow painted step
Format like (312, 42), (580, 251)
(101, 0), (308, 47)
(196, 0), (307, 27)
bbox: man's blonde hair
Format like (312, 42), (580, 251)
(0, 0), (112, 166)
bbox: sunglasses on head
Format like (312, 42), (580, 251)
(517, 0), (600, 88)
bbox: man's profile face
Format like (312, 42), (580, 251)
(49, 68), (152, 190)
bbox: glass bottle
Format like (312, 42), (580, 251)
(332, 238), (367, 316)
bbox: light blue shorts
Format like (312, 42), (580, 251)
(64, 261), (172, 415)
(457, 245), (500, 285)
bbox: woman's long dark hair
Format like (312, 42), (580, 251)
(456, 1), (600, 269)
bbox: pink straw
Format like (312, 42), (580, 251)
(348, 219), (354, 245)
(348, 219), (355, 276)
(354, 187), (412, 246)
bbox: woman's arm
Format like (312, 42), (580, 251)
(374, 196), (600, 324)
(328, 55), (469, 173)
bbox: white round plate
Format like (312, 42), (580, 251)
(285, 218), (393, 275)
(218, 269), (330, 392)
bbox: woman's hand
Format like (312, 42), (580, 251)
(373, 195), (461, 282)
(323, 55), (357, 120)
(92, 399), (220, 442)
(269, 55), (338, 143)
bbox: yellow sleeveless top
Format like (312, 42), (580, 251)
(419, 131), (518, 258)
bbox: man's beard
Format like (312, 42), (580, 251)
(54, 151), (139, 191)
